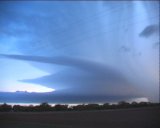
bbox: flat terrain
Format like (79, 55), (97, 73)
(0, 107), (159, 128)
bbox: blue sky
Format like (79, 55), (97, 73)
(0, 1), (159, 103)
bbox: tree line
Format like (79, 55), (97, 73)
(0, 101), (159, 112)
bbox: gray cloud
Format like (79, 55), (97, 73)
(0, 91), (139, 104)
(0, 54), (141, 97)
(120, 46), (131, 52)
(139, 24), (159, 38)
(152, 42), (159, 49)
(0, 54), (121, 75)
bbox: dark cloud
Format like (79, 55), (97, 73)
(120, 46), (130, 52)
(20, 70), (134, 96)
(0, 91), (141, 104)
(0, 54), (140, 97)
(139, 24), (159, 38)
(0, 54), (120, 74)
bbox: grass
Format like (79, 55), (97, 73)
(0, 107), (159, 128)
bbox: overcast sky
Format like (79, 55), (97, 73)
(0, 1), (159, 103)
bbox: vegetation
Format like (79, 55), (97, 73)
(0, 103), (12, 112)
(0, 101), (159, 112)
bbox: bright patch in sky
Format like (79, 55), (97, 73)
(0, 82), (55, 93)
(129, 97), (149, 103)
(0, 57), (54, 92)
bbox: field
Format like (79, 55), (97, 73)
(0, 107), (159, 128)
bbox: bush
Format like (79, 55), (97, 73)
(103, 103), (110, 109)
(85, 104), (100, 110)
(13, 105), (25, 112)
(38, 102), (52, 111)
(0, 101), (159, 112)
(54, 104), (68, 111)
(0, 103), (12, 112)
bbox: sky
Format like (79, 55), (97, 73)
(0, 1), (159, 103)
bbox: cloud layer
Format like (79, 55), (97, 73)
(139, 24), (159, 38)
(0, 54), (140, 97)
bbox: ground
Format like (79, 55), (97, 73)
(0, 107), (160, 128)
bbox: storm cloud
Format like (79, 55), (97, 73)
(139, 24), (159, 38)
(0, 54), (139, 97)
(0, 1), (159, 103)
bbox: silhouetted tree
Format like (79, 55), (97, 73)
(54, 104), (68, 111)
(38, 102), (52, 111)
(103, 103), (110, 109)
(131, 101), (138, 107)
(118, 101), (130, 108)
(0, 103), (12, 112)
(138, 102), (150, 107)
(85, 104), (100, 110)
(13, 105), (25, 112)
(72, 104), (86, 111)
(1, 101), (159, 112)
